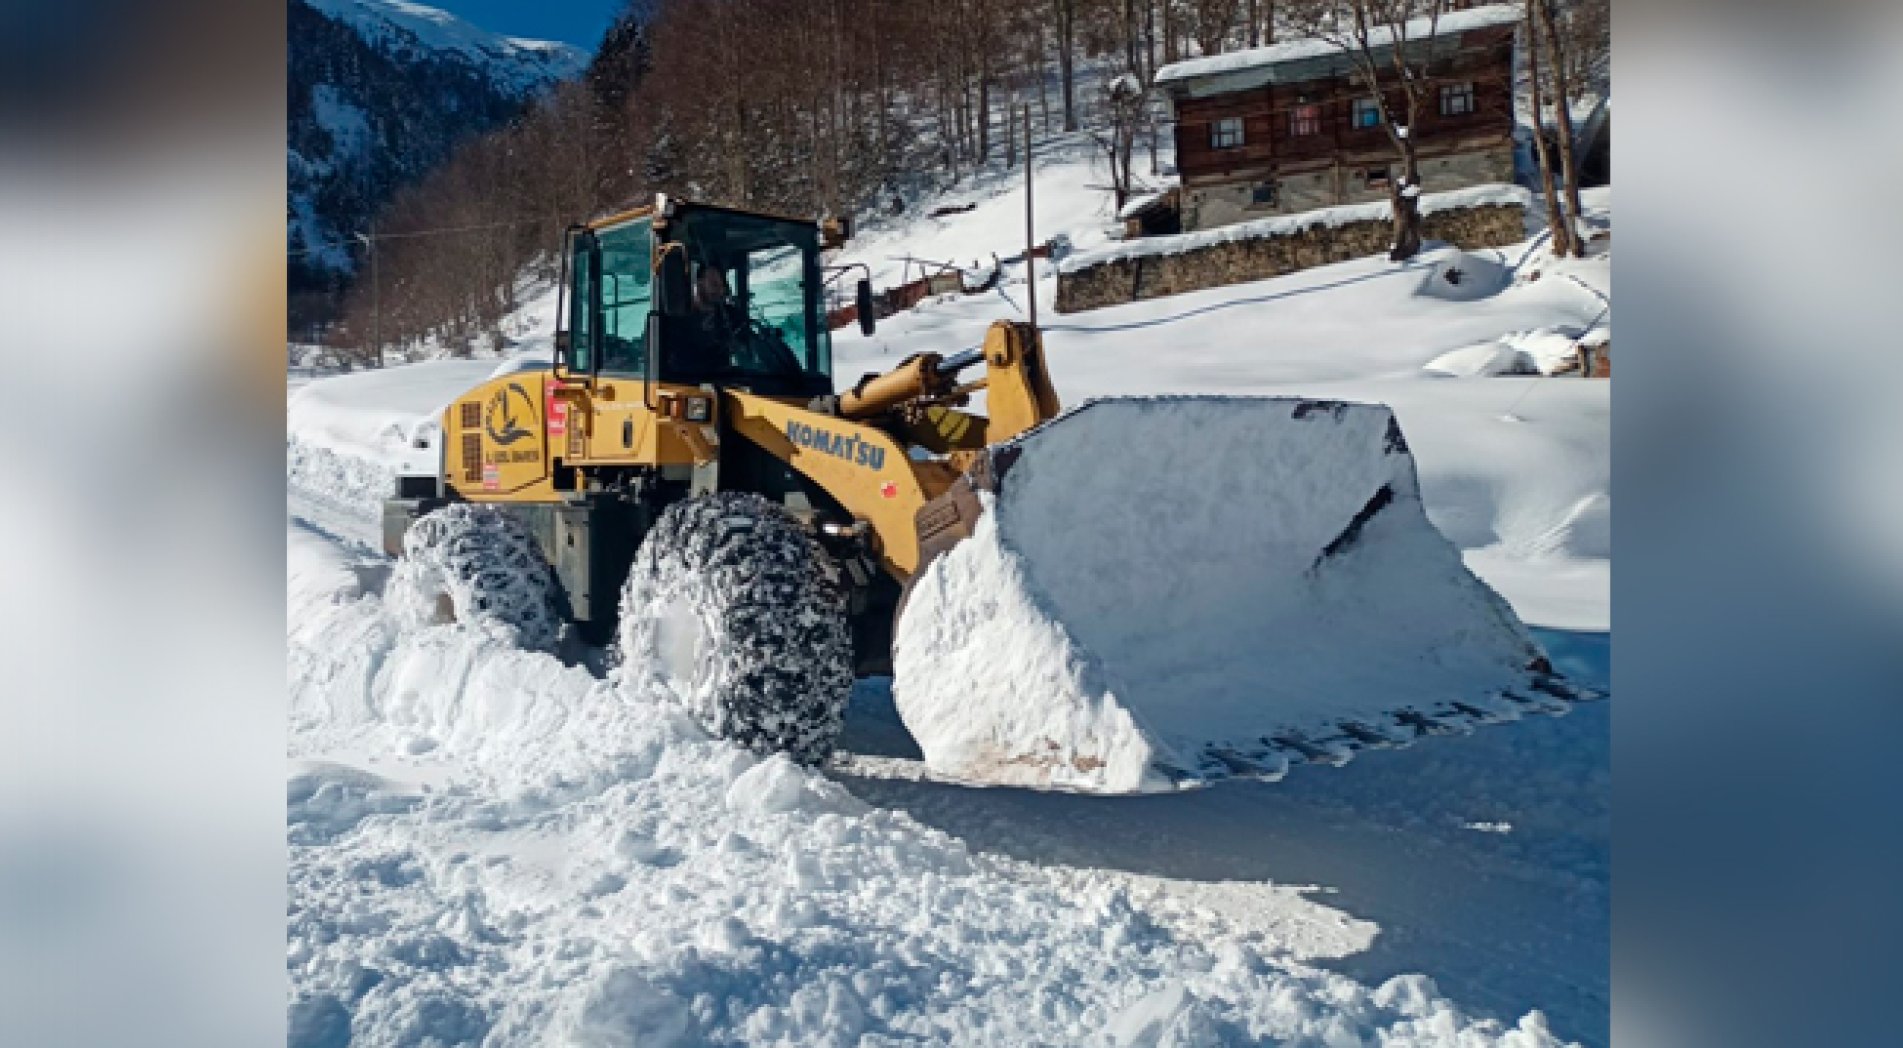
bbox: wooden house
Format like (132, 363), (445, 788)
(1154, 5), (1521, 233)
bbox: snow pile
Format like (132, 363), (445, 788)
(1059, 184), (1533, 273)
(1416, 250), (1513, 302)
(1423, 341), (1540, 377)
(894, 490), (1166, 793)
(286, 525), (1580, 1046)
(286, 358), (505, 530)
(894, 396), (1546, 792)
(1422, 321), (1610, 378)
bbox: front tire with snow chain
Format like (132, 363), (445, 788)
(614, 493), (853, 764)
(386, 503), (564, 651)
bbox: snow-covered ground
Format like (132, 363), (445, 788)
(290, 523), (1604, 1046)
(832, 184), (1611, 631)
(288, 149), (1609, 1044)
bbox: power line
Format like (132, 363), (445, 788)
(288, 215), (554, 258)
(365, 216), (551, 240)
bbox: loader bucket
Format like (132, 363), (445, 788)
(892, 396), (1601, 794)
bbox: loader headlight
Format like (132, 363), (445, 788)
(683, 395), (712, 422)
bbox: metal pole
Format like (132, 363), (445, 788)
(370, 224), (382, 368)
(1023, 105), (1037, 328)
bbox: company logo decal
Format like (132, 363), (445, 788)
(485, 383), (537, 446)
(785, 420), (886, 470)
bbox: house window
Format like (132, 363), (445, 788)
(1363, 166), (1390, 188)
(1351, 98), (1382, 130)
(1440, 81), (1475, 116)
(1210, 117), (1245, 150)
(1290, 104), (1322, 136)
(1251, 182), (1278, 206)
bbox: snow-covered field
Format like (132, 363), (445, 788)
(288, 147), (1609, 1045)
(826, 177), (1610, 631)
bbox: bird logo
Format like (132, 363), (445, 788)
(484, 383), (537, 446)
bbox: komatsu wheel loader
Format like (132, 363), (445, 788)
(384, 195), (1601, 794)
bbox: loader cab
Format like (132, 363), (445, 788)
(560, 201), (834, 399)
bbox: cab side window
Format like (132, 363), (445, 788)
(597, 220), (653, 374)
(567, 235), (597, 373)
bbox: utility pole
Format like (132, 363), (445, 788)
(1023, 105), (1037, 328)
(355, 227), (382, 368)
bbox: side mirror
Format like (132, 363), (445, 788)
(655, 246), (692, 318)
(821, 215), (853, 250)
(855, 278), (876, 336)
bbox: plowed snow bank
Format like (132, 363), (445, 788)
(287, 523), (1576, 1046)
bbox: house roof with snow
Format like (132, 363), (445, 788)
(1154, 3), (1521, 100)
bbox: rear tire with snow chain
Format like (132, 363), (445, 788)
(614, 492), (852, 764)
(386, 503), (564, 651)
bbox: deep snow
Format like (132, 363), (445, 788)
(289, 522), (1602, 1045)
(287, 142), (1609, 1044)
(830, 187), (1610, 631)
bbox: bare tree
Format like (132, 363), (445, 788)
(1530, 0), (1583, 256)
(327, 0), (1347, 345)
(1191, 0), (1243, 55)
(1524, 0), (1573, 258)
(1556, 0), (1610, 102)
(1287, 0), (1453, 261)
(1243, 0), (1276, 46)
(1056, 0), (1080, 131)
(1091, 72), (1149, 209)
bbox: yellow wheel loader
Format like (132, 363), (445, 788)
(384, 195), (1601, 793)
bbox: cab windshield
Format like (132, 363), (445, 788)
(669, 206), (832, 393)
(566, 207), (832, 396)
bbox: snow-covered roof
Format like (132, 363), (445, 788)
(1155, 4), (1520, 98)
(1062, 183), (1532, 274)
(1116, 181), (1180, 221)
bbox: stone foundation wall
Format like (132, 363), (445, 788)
(1183, 143), (1517, 232)
(1055, 197), (1527, 314)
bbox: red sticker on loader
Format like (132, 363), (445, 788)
(547, 393), (567, 436)
(482, 463), (500, 490)
(880, 481), (898, 499)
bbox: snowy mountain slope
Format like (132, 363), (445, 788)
(307, 0), (587, 95)
(289, 0), (585, 278)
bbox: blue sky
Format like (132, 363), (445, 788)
(431, 0), (626, 51)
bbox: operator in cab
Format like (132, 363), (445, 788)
(670, 260), (746, 377)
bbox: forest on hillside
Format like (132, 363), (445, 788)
(308, 0), (1606, 367)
